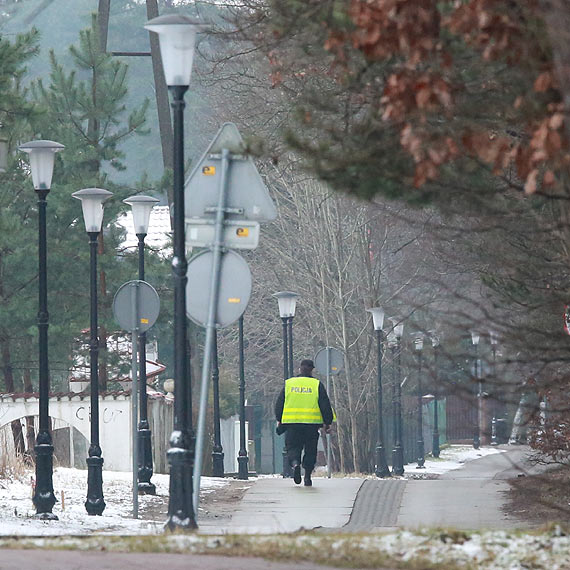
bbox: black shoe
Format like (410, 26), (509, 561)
(304, 473), (312, 487)
(293, 464), (301, 484)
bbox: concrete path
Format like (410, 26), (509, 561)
(207, 448), (536, 534)
(343, 479), (406, 531)
(199, 477), (363, 534)
(396, 448), (533, 530)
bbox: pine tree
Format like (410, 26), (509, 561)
(0, 29), (42, 454)
(28, 15), (150, 391)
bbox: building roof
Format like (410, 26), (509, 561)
(117, 205), (172, 256)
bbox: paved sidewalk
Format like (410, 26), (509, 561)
(396, 448), (533, 530)
(343, 479), (406, 531)
(199, 477), (364, 534)
(197, 448), (534, 534)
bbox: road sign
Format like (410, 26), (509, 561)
(113, 280), (160, 333)
(186, 249), (252, 328)
(112, 279), (159, 520)
(185, 219), (260, 249)
(184, 122), (277, 223)
(315, 347), (345, 376)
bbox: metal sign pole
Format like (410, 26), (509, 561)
(113, 279), (159, 519)
(193, 147), (231, 515)
(326, 347), (331, 479)
(130, 281), (139, 519)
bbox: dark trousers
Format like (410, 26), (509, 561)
(285, 424), (320, 473)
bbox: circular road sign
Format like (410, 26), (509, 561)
(315, 346), (345, 376)
(186, 249), (252, 328)
(113, 280), (160, 333)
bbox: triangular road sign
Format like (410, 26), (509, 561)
(185, 122), (277, 222)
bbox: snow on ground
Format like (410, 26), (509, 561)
(406, 443), (506, 476)
(0, 468), (230, 536)
(1, 446), (569, 569)
(1, 444), (501, 536)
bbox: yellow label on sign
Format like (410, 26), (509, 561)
(141, 318), (149, 324)
(228, 298), (241, 303)
(202, 166), (215, 176)
(332, 367), (338, 371)
(236, 227), (249, 237)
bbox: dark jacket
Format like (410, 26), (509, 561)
(275, 377), (334, 426)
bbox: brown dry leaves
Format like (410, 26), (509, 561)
(348, 0), (440, 64)
(324, 0), (568, 191)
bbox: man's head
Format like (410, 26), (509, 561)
(299, 359), (314, 377)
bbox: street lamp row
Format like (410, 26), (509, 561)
(15, 13), (205, 528)
(367, 308), (444, 477)
(19, 140), (163, 517)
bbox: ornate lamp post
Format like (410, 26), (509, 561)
(274, 291), (299, 376)
(281, 293), (299, 377)
(414, 333), (425, 468)
(490, 330), (499, 446)
(211, 329), (224, 477)
(237, 315), (249, 479)
(274, 291), (298, 477)
(19, 139), (64, 519)
(72, 187), (113, 515)
(145, 13), (201, 531)
(123, 195), (159, 494)
(471, 330), (481, 449)
(389, 318), (405, 476)
(431, 333), (441, 458)
(367, 307), (390, 478)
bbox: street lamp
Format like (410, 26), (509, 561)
(145, 13), (201, 531)
(274, 291), (298, 377)
(19, 139), (64, 519)
(123, 195), (159, 495)
(490, 331), (499, 446)
(274, 291), (298, 477)
(211, 329), (224, 477)
(72, 187), (113, 515)
(389, 318), (404, 476)
(431, 333), (441, 458)
(414, 333), (425, 468)
(367, 307), (390, 478)
(237, 315), (249, 479)
(276, 292), (299, 377)
(471, 330), (481, 450)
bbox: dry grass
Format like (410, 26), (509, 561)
(507, 466), (570, 525)
(0, 453), (31, 482)
(0, 532), (469, 570)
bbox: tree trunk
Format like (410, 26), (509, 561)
(97, 0), (111, 52)
(0, 332), (25, 456)
(331, 376), (346, 473)
(147, 0), (174, 179)
(23, 366), (36, 460)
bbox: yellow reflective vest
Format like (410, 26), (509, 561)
(282, 377), (323, 424)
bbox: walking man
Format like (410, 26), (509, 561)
(275, 359), (334, 486)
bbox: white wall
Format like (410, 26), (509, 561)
(0, 394), (132, 471)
